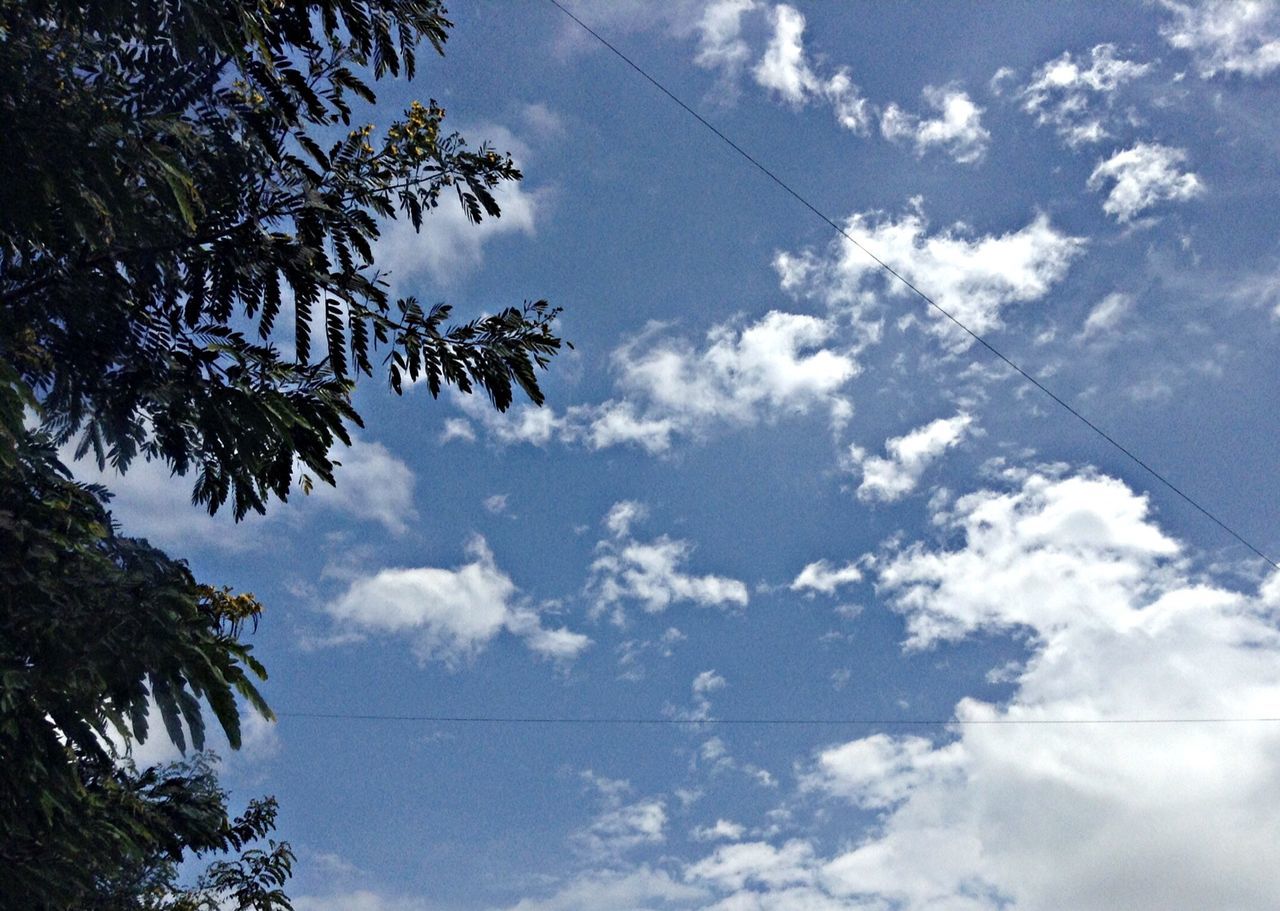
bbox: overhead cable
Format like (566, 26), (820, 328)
(279, 711), (1280, 726)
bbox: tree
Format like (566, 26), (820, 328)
(1, 0), (562, 518)
(0, 2), (563, 907)
(0, 367), (289, 908)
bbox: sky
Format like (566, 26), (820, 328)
(84, 1), (1280, 909)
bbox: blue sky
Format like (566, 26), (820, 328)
(89, 2), (1280, 909)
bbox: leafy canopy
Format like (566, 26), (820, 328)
(0, 365), (282, 908)
(1, 0), (564, 519)
(0, 2), (564, 908)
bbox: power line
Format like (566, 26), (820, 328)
(279, 711), (1280, 726)
(542, 0), (1277, 572)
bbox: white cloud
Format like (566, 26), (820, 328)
(116, 699), (280, 771)
(881, 85), (991, 163)
(656, 469), (1280, 911)
(588, 502), (749, 622)
(325, 535), (590, 665)
(1228, 268), (1280, 318)
(604, 499), (647, 538)
(576, 400), (680, 454)
(875, 470), (1180, 648)
(1079, 291), (1135, 339)
(692, 669), (728, 698)
(1160, 0), (1280, 78)
(1088, 143), (1205, 222)
(790, 559), (862, 595)
(519, 102), (565, 140)
(802, 469), (1280, 910)
(375, 123), (543, 290)
(776, 203), (1085, 346)
(66, 447), (250, 552)
(295, 891), (432, 911)
(304, 437), (417, 535)
(686, 839), (817, 892)
(693, 0), (758, 81)
(1019, 44), (1152, 147)
(684, 670), (728, 722)
(66, 434), (415, 550)
(440, 417), (476, 444)
(483, 493), (509, 515)
(574, 799), (668, 859)
(692, 735), (777, 787)
(498, 867), (706, 911)
(573, 768), (668, 859)
(456, 394), (570, 447)
(459, 311), (859, 454)
(988, 65), (1017, 95)
(753, 5), (872, 133)
(616, 626), (685, 682)
(802, 734), (962, 809)
(580, 768), (633, 802)
(610, 311), (858, 436)
(753, 4), (811, 103)
(691, 818), (747, 842)
(848, 412), (974, 502)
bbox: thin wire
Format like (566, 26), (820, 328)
(279, 711), (1280, 726)
(543, 0), (1277, 572)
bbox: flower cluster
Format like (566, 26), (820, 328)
(386, 99), (445, 160)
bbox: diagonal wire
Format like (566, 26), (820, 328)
(543, 0), (1277, 571)
(279, 711), (1280, 726)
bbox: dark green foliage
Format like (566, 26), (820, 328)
(0, 0), (564, 519)
(73, 757), (294, 911)
(1, 2), (565, 908)
(0, 368), (281, 909)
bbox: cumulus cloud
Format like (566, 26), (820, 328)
(790, 559), (862, 595)
(686, 839), (817, 892)
(880, 85), (991, 163)
(692, 734), (777, 788)
(574, 798), (667, 859)
(692, 669), (728, 698)
(693, 0), (758, 82)
(609, 311), (858, 437)
(677, 669), (730, 722)
(1019, 44), (1152, 146)
(876, 470), (1181, 647)
(848, 412), (974, 502)
(325, 536), (589, 665)
(483, 493), (509, 515)
(114, 700), (281, 771)
(304, 437), (418, 535)
(753, 4), (872, 133)
(776, 202), (1085, 346)
(439, 417), (476, 444)
(295, 890), (434, 911)
(1078, 291), (1135, 339)
(67, 435), (417, 550)
(753, 4), (811, 102)
(800, 469), (1280, 910)
(605, 469), (1280, 911)
(1160, 0), (1280, 78)
(66, 448), (249, 552)
(375, 176), (542, 291)
(494, 867), (706, 911)
(691, 818), (747, 842)
(454, 393), (571, 447)
(573, 769), (668, 860)
(801, 734), (962, 809)
(588, 502), (749, 623)
(1088, 143), (1205, 222)
(458, 311), (859, 454)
